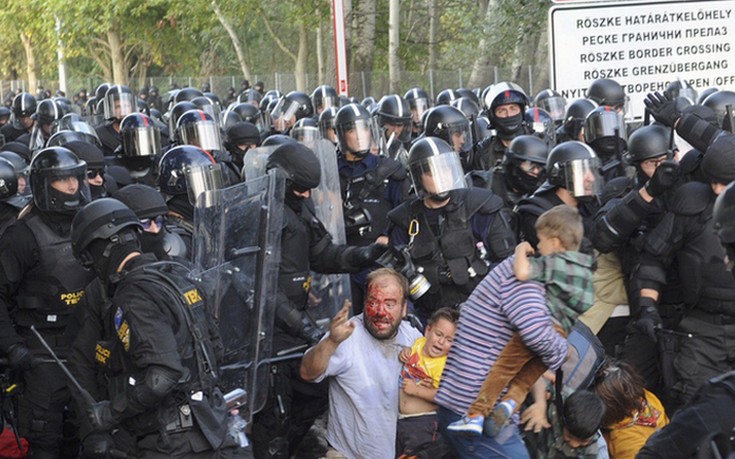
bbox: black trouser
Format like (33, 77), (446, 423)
(250, 358), (328, 459)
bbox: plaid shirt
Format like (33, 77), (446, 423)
(528, 251), (595, 334)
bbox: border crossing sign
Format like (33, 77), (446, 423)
(549, 0), (735, 119)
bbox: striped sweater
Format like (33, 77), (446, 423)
(435, 256), (569, 415)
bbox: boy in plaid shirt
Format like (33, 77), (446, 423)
(448, 205), (594, 437)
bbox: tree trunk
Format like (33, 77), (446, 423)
(467, 0), (498, 89)
(427, 0), (437, 72)
(19, 33), (38, 94)
(211, 0), (252, 81)
(295, 23), (308, 91)
(351, 0), (376, 97)
(107, 25), (127, 85)
(316, 24), (324, 84)
(388, 0), (400, 93)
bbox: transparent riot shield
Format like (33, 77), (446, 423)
(191, 170), (284, 422)
(240, 140), (351, 325)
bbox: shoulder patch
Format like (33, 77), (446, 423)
(114, 306), (130, 351)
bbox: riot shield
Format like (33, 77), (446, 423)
(191, 170), (284, 422)
(240, 140), (351, 324)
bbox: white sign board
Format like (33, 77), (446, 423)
(549, 0), (735, 119)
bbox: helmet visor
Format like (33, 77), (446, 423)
(271, 99), (300, 132)
(291, 126), (321, 148)
(337, 118), (378, 155)
(122, 126), (161, 157)
(538, 97), (566, 122)
(187, 163), (224, 205)
(562, 157), (603, 198)
(178, 120), (222, 152)
(585, 110), (627, 144)
(446, 121), (473, 154)
(104, 93), (136, 120)
(410, 152), (467, 198)
(32, 164), (91, 212)
(409, 98), (430, 125)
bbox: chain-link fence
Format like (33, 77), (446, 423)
(1, 65), (550, 105)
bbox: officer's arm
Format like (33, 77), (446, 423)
(675, 111), (724, 153)
(106, 364), (181, 422)
(0, 222), (38, 353)
(593, 188), (656, 253)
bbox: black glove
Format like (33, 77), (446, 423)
(299, 318), (326, 346)
(644, 91), (680, 127)
(87, 401), (117, 432)
(82, 432), (115, 458)
(7, 344), (35, 371)
(635, 297), (662, 343)
(645, 160), (679, 197)
(350, 243), (388, 267)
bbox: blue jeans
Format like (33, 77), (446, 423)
(437, 406), (530, 459)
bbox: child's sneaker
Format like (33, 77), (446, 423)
(446, 413), (485, 436)
(488, 400), (517, 437)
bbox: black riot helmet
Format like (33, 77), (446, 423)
(586, 78), (626, 110)
(94, 83), (111, 102)
(484, 82), (528, 139)
(261, 134), (297, 147)
(168, 101), (197, 136)
(53, 97), (74, 117)
(361, 96), (378, 112)
(191, 95), (221, 127)
(238, 88), (262, 106)
(702, 90), (735, 132)
(35, 99), (64, 129)
(266, 142), (321, 190)
(665, 79), (698, 104)
(625, 124), (673, 165)
(334, 103), (380, 157)
(30, 146), (91, 213)
(451, 97), (481, 120)
(562, 98), (597, 140)
(422, 105), (473, 156)
(584, 106), (627, 161)
(271, 91), (313, 133)
(408, 137), (466, 201)
(158, 145), (223, 204)
(525, 107), (556, 146)
(505, 135), (549, 195)
(52, 113), (100, 146)
(103, 85), (135, 121)
(11, 93), (37, 129)
(220, 108), (242, 131)
(318, 106), (339, 143)
(173, 87), (204, 103)
(456, 88), (480, 106)
(120, 113), (161, 158)
(534, 89), (566, 126)
(290, 118), (321, 146)
(435, 89), (460, 106)
(0, 157), (19, 201)
(175, 109), (223, 154)
(697, 87), (719, 105)
(404, 87), (432, 130)
(0, 106), (11, 123)
(376, 95), (413, 144)
(227, 102), (271, 134)
(70, 197), (142, 270)
(310, 85), (338, 114)
(546, 141), (603, 198)
(0, 150), (30, 205)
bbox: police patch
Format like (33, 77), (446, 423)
(114, 306), (130, 351)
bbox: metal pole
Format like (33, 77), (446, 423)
(429, 69), (434, 100)
(55, 16), (67, 94)
(528, 65), (534, 97)
(493, 66), (499, 84)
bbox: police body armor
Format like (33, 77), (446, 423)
(662, 182), (735, 314)
(278, 200), (316, 308)
(95, 123), (121, 157)
(388, 188), (501, 311)
(107, 261), (226, 447)
(340, 156), (405, 246)
(14, 213), (93, 337)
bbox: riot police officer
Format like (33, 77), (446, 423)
(472, 82), (532, 171)
(387, 137), (516, 325)
(375, 95), (413, 161)
(310, 85), (338, 116)
(224, 121), (261, 178)
(586, 78), (627, 111)
(250, 142), (385, 459)
(95, 85), (136, 157)
(113, 112), (162, 187)
(515, 141), (602, 250)
(270, 91), (313, 135)
(0, 157), (21, 235)
(404, 87), (432, 138)
(70, 198), (249, 458)
(0, 147), (94, 458)
(1, 92), (37, 142)
(583, 106), (629, 181)
(556, 98), (597, 144)
(17, 99), (64, 153)
(422, 105), (475, 170)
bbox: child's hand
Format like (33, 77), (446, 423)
(399, 347), (411, 364)
(401, 378), (423, 396)
(520, 401), (551, 433)
(515, 241), (534, 257)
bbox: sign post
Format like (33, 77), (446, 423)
(332, 0), (350, 96)
(549, 0), (735, 119)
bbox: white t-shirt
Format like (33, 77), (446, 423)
(313, 314), (421, 459)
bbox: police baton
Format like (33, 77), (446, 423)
(29, 325), (96, 407)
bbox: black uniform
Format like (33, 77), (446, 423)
(388, 187), (516, 322)
(251, 197), (372, 459)
(0, 208), (94, 458)
(637, 370), (735, 459)
(637, 181), (735, 402)
(0, 123), (29, 143)
(95, 123), (121, 157)
(99, 255), (246, 458)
